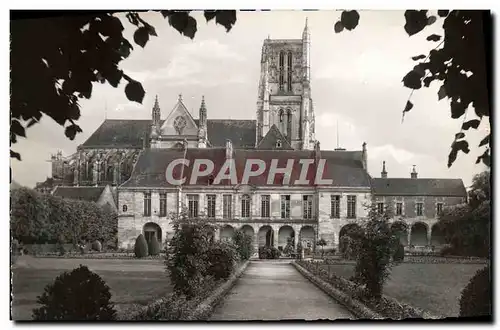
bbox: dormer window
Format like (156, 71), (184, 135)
(276, 139), (282, 148)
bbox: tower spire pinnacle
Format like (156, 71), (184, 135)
(381, 161), (387, 178)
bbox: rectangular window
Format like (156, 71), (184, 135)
(281, 195), (291, 219)
(261, 195), (270, 218)
(416, 202), (423, 216)
(159, 193), (167, 217)
(303, 195), (314, 219)
(241, 195), (251, 218)
(223, 194), (232, 219)
(436, 203), (443, 216)
(207, 194), (216, 218)
(377, 202), (384, 215)
(331, 195), (340, 218)
(396, 202), (403, 216)
(143, 192), (151, 216)
(188, 194), (199, 218)
(347, 195), (356, 219)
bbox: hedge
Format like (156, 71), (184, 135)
(11, 187), (117, 248)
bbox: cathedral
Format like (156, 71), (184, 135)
(38, 20), (468, 253)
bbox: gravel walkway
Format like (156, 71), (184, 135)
(210, 260), (354, 321)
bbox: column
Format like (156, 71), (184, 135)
(272, 228), (278, 248)
(427, 226), (432, 247)
(407, 227), (412, 247)
(253, 231), (259, 257)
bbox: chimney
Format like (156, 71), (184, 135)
(225, 139), (233, 159)
(411, 165), (418, 179)
(362, 142), (367, 170)
(381, 161), (387, 178)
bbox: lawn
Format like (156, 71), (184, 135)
(320, 262), (487, 317)
(11, 257), (171, 320)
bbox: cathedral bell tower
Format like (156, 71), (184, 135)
(151, 95), (161, 141)
(197, 96), (208, 148)
(255, 18), (316, 150)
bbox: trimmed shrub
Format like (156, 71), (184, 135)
(296, 241), (303, 260)
(232, 230), (253, 260)
(134, 234), (148, 258)
(258, 246), (280, 259)
(283, 237), (295, 257)
(32, 265), (116, 320)
(92, 240), (102, 252)
(166, 215), (215, 299)
(205, 241), (238, 281)
(148, 235), (161, 256)
(393, 243), (405, 262)
(459, 266), (491, 317)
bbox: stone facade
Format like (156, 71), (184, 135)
(41, 20), (467, 254)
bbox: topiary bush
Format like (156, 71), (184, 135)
(393, 243), (405, 263)
(134, 234), (148, 258)
(459, 266), (491, 317)
(92, 240), (102, 252)
(32, 265), (116, 320)
(148, 235), (161, 256)
(296, 241), (303, 260)
(204, 241), (238, 281)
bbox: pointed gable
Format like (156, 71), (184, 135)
(160, 96), (198, 136)
(257, 124), (293, 150)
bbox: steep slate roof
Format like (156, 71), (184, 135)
(81, 119), (256, 149)
(257, 124), (293, 150)
(371, 178), (467, 197)
(52, 186), (105, 202)
(120, 148), (371, 188)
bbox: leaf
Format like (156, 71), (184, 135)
(427, 16), (437, 25)
(204, 10), (217, 22)
(402, 70), (423, 90)
(340, 10), (360, 31)
(437, 10), (449, 17)
(168, 12), (198, 39)
(476, 148), (490, 167)
(479, 134), (490, 147)
(448, 140), (470, 168)
(438, 84), (447, 100)
(403, 100), (414, 113)
(11, 119), (26, 138)
(423, 76), (434, 87)
(133, 26), (149, 48)
(411, 54), (426, 61)
(450, 100), (467, 119)
(462, 119), (480, 130)
(404, 10), (429, 36)
(214, 10), (237, 32)
(334, 21), (344, 33)
(27, 119), (38, 128)
(125, 80), (145, 104)
(118, 38), (133, 58)
(426, 34), (441, 42)
(455, 132), (465, 139)
(65, 124), (83, 140)
(10, 150), (21, 161)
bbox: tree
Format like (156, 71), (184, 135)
(352, 204), (398, 300)
(232, 229), (253, 260)
(10, 10), (237, 161)
(165, 208), (215, 299)
(317, 238), (327, 257)
(469, 170), (490, 209)
(335, 10), (491, 168)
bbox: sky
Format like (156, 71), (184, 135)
(10, 10), (490, 188)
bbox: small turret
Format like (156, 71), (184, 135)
(381, 161), (388, 178)
(411, 165), (418, 179)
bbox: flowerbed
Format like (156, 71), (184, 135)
(295, 260), (440, 320)
(124, 261), (249, 320)
(32, 252), (166, 260)
(322, 256), (488, 265)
